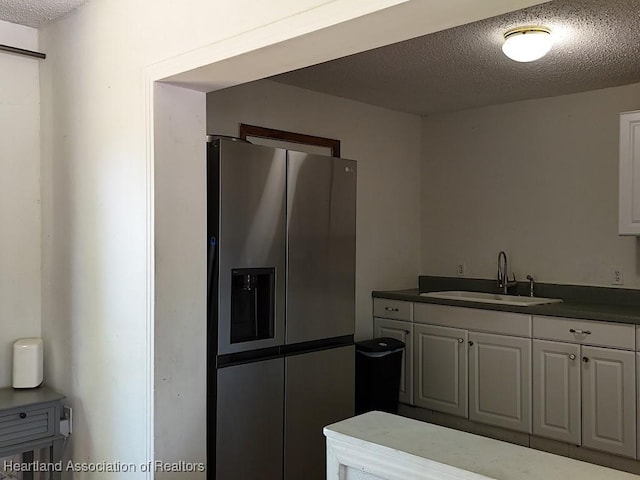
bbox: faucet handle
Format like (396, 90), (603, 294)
(526, 275), (535, 297)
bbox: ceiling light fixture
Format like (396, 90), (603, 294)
(502, 26), (552, 62)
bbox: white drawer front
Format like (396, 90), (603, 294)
(414, 303), (531, 337)
(373, 298), (413, 321)
(533, 316), (635, 350)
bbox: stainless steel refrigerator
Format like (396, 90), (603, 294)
(206, 136), (356, 480)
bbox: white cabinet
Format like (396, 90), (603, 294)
(619, 109), (640, 235)
(532, 316), (637, 458)
(413, 303), (531, 432)
(373, 298), (413, 405)
(413, 324), (467, 417)
(468, 332), (532, 433)
(532, 339), (581, 444)
(373, 317), (413, 405)
(372, 298), (640, 458)
(581, 346), (636, 458)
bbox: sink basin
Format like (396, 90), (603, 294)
(419, 290), (563, 306)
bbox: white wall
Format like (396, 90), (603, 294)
(153, 83), (206, 476)
(421, 82), (640, 288)
(0, 20), (40, 387)
(207, 80), (422, 340)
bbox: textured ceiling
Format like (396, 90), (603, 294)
(0, 0), (89, 28)
(272, 0), (640, 116)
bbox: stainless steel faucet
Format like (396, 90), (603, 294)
(497, 251), (517, 294)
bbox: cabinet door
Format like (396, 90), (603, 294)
(532, 340), (581, 444)
(469, 332), (531, 433)
(582, 346), (636, 458)
(374, 318), (413, 405)
(619, 110), (640, 235)
(413, 324), (468, 417)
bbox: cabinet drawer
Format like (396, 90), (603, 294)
(533, 316), (635, 350)
(0, 406), (55, 447)
(373, 298), (413, 321)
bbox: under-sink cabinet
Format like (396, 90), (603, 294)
(372, 298), (414, 405)
(532, 315), (636, 458)
(413, 303), (532, 434)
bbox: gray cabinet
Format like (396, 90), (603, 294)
(373, 317), (413, 405)
(413, 324), (467, 417)
(532, 339), (581, 444)
(581, 346), (636, 458)
(0, 387), (65, 480)
(468, 332), (532, 434)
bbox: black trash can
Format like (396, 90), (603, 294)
(355, 337), (405, 415)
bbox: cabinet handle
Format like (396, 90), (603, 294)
(569, 354), (576, 360)
(405, 330), (410, 334)
(468, 341), (474, 346)
(19, 412), (27, 419)
(385, 307), (399, 312)
(458, 338), (464, 343)
(582, 356), (589, 363)
(570, 329), (591, 335)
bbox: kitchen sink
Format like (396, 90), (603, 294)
(419, 290), (563, 306)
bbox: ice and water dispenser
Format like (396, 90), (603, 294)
(230, 267), (276, 343)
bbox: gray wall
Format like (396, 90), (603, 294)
(207, 80), (422, 340)
(421, 82), (640, 288)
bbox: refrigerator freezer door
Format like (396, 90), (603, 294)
(286, 152), (357, 344)
(216, 358), (284, 480)
(215, 140), (287, 355)
(284, 345), (355, 480)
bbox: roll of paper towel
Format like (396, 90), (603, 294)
(12, 337), (43, 388)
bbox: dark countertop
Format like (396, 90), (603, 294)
(373, 287), (640, 325)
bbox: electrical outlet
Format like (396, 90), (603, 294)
(61, 406), (73, 436)
(456, 263), (466, 277)
(612, 267), (624, 285)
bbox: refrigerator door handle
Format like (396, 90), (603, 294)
(207, 236), (218, 314)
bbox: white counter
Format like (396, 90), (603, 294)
(324, 411), (640, 480)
